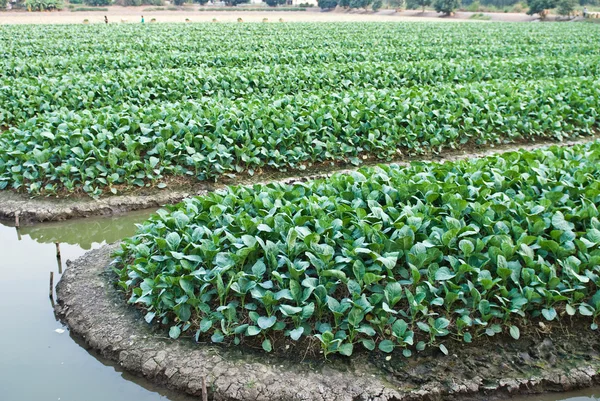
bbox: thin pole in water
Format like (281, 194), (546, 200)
(14, 212), (20, 228)
(49, 271), (54, 300)
(55, 242), (61, 259)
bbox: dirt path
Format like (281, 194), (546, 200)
(0, 7), (534, 24)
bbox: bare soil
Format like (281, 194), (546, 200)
(0, 6), (534, 24)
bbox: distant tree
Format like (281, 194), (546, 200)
(0, 0), (7, 9)
(372, 0), (382, 8)
(389, 0), (405, 9)
(406, 0), (431, 11)
(194, 0), (209, 5)
(318, 0), (338, 7)
(556, 0), (577, 14)
(338, 0), (350, 7)
(172, 0), (186, 5)
(224, 0), (249, 4)
(526, 0), (557, 15)
(265, 0), (286, 5)
(84, 0), (111, 5)
(349, 0), (372, 7)
(433, 0), (458, 14)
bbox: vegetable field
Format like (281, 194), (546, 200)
(115, 141), (600, 356)
(1, 22), (599, 197)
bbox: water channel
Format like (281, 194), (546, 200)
(0, 209), (597, 401)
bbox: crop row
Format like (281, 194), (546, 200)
(3, 23), (597, 57)
(3, 42), (598, 80)
(3, 55), (599, 127)
(1, 77), (597, 196)
(114, 140), (600, 356)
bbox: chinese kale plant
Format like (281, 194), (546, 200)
(1, 22), (599, 197)
(115, 141), (600, 357)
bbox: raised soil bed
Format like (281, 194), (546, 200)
(55, 244), (600, 401)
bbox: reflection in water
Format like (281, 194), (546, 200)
(19, 209), (156, 249)
(0, 209), (196, 401)
(1, 209), (600, 401)
(512, 390), (600, 401)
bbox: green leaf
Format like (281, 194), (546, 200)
(378, 340), (394, 353)
(262, 338), (272, 352)
(258, 316), (277, 330)
(541, 308), (557, 321)
(246, 326), (261, 336)
(435, 266), (456, 281)
(199, 318), (213, 333)
(338, 343), (353, 356)
(361, 338), (376, 351)
(509, 325), (520, 340)
(289, 327), (304, 341)
(169, 325), (181, 339)
(166, 232), (181, 251)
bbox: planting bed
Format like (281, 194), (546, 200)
(56, 141), (600, 400)
(113, 141), (600, 358)
(1, 22), (599, 200)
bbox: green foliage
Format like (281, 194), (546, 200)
(71, 6), (109, 9)
(433, 0), (458, 14)
(172, 0), (185, 4)
(349, 0), (373, 7)
(406, 0), (431, 10)
(372, 0), (383, 9)
(0, 23), (599, 197)
(526, 0), (557, 14)
(266, 0), (286, 5)
(318, 0), (338, 7)
(26, 0), (64, 10)
(83, 0), (110, 5)
(115, 141), (600, 357)
(0, 0), (8, 8)
(388, 0), (405, 8)
(469, 12), (491, 18)
(224, 0), (250, 5)
(557, 0), (577, 14)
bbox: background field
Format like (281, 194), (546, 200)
(0, 7), (534, 24)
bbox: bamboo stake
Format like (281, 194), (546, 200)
(49, 271), (54, 300)
(55, 242), (61, 259)
(14, 212), (20, 228)
(57, 256), (63, 275)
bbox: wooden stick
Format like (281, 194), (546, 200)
(49, 271), (54, 300)
(202, 376), (208, 401)
(15, 212), (20, 228)
(57, 256), (63, 275)
(55, 242), (61, 259)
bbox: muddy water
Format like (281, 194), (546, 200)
(0, 210), (598, 401)
(0, 210), (194, 401)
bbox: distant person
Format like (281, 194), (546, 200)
(141, 15), (145, 24)
(104, 15), (108, 24)
(583, 6), (588, 17)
